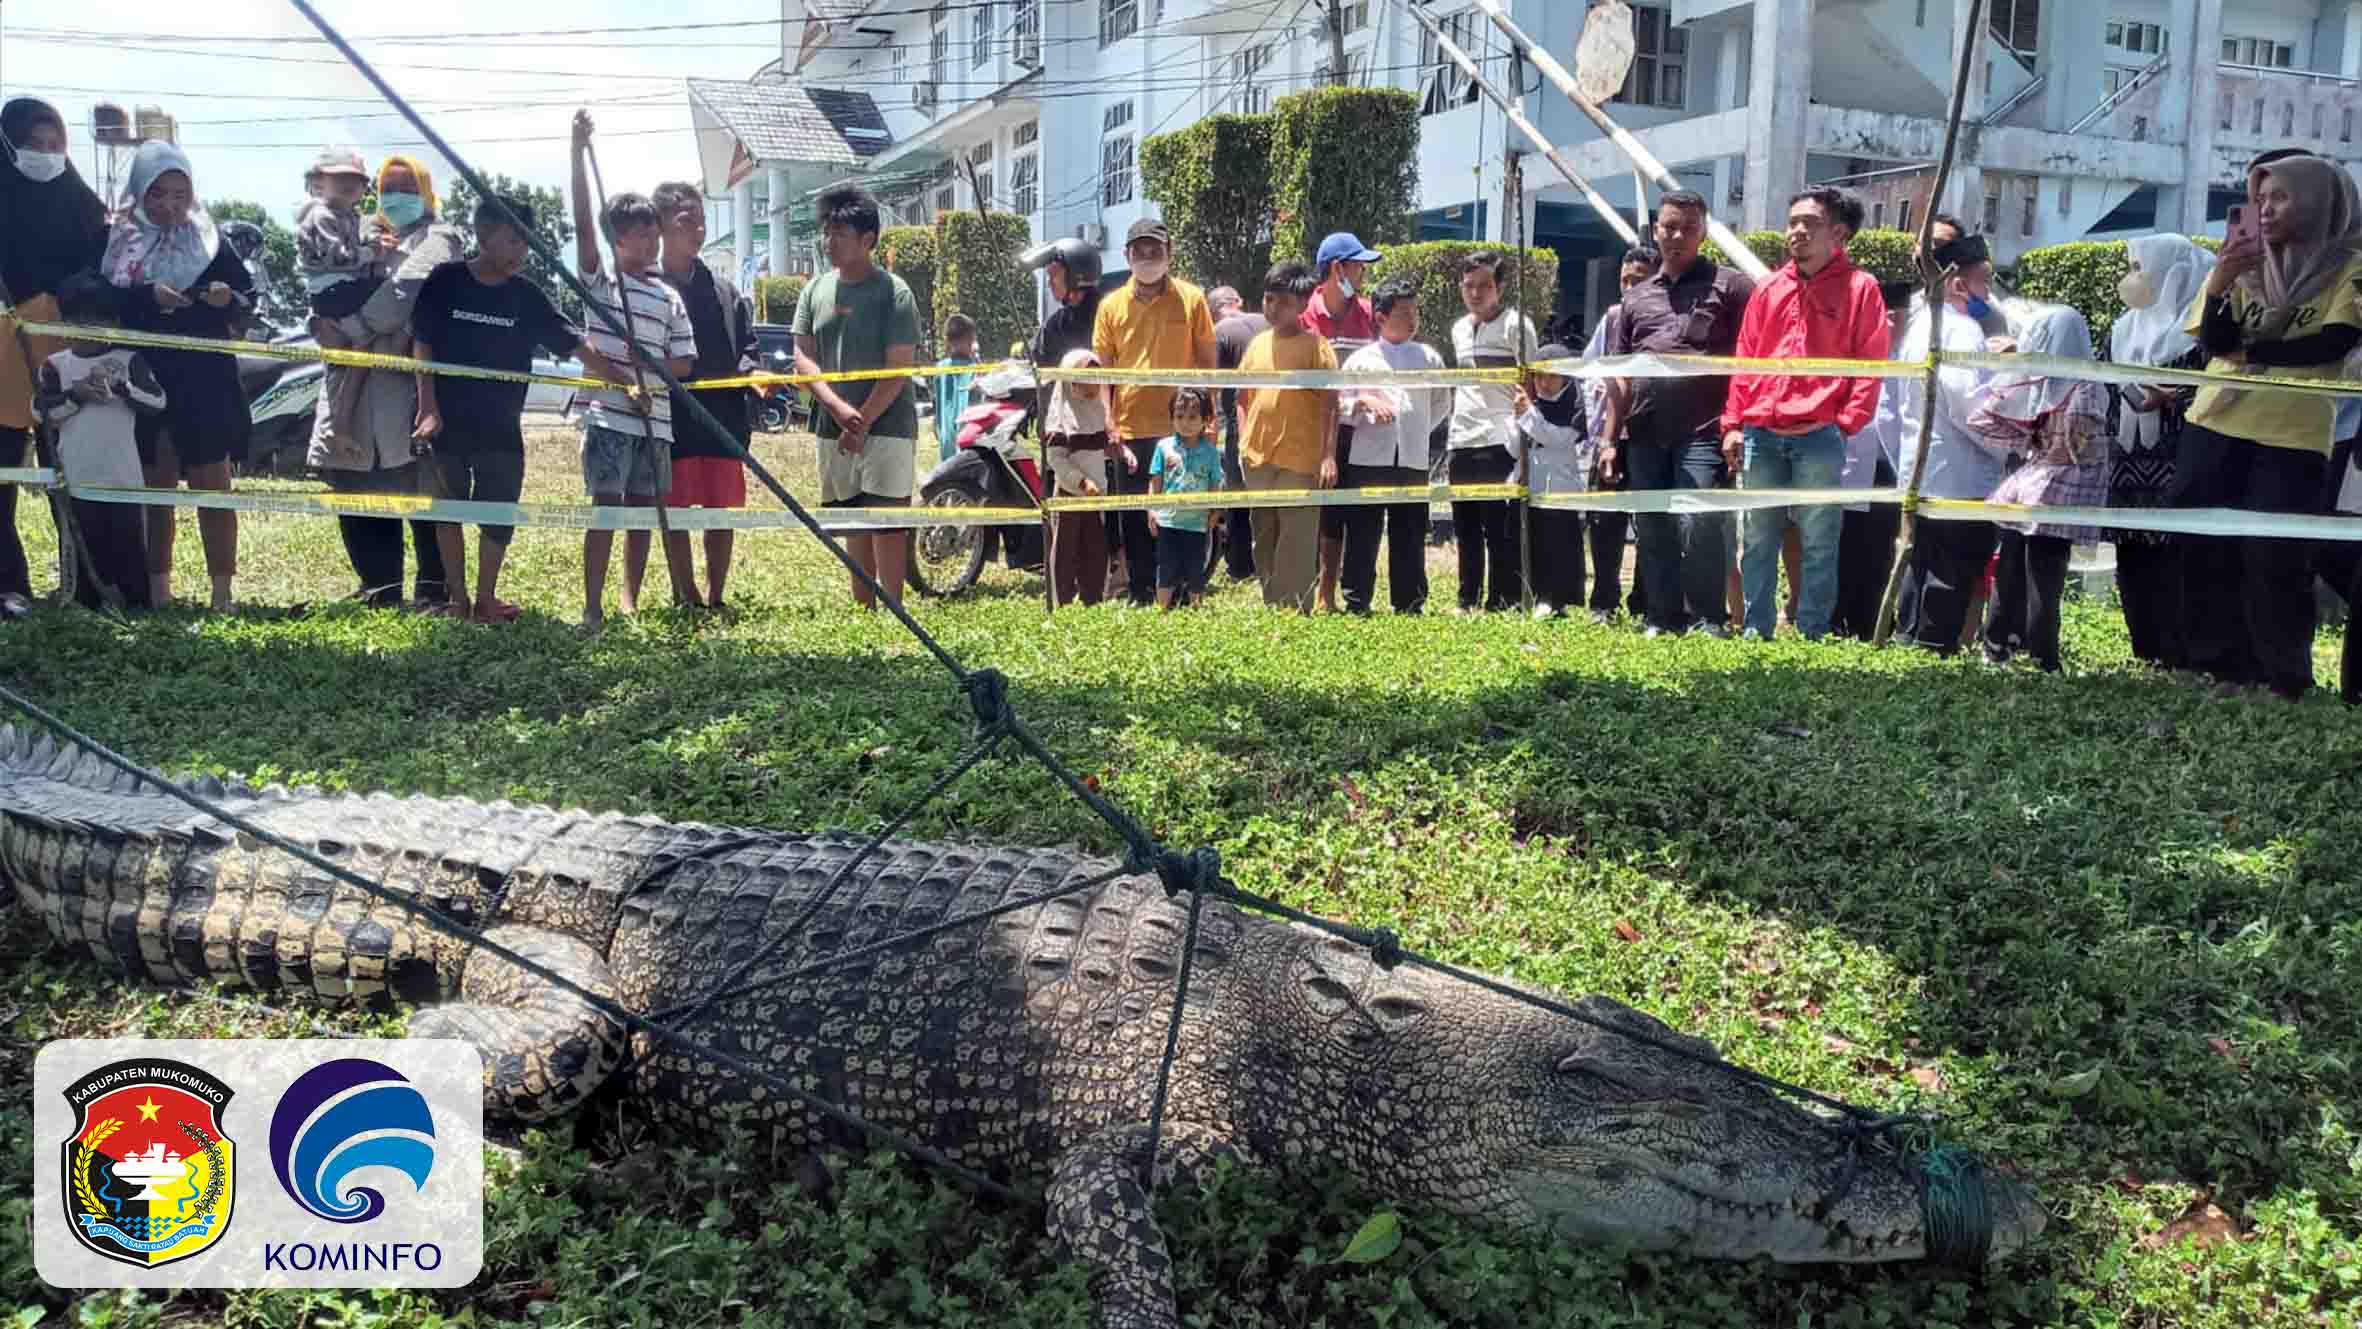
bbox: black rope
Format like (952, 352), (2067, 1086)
(1138, 848), (1215, 1189)
(0, 685), (1020, 1205)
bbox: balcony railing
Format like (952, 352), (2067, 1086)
(2069, 51), (2170, 136)
(2216, 62), (2362, 152)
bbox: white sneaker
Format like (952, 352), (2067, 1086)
(1532, 602), (1556, 621)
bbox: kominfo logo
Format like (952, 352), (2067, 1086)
(267, 1059), (437, 1224)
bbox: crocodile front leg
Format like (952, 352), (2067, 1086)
(1046, 1121), (1253, 1329)
(406, 925), (629, 1122)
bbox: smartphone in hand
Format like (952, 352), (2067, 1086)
(2227, 203), (2260, 250)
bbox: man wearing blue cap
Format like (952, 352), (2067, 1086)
(1303, 231), (1382, 612)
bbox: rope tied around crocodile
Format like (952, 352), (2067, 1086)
(0, 0), (2011, 1279)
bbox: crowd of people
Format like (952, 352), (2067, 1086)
(0, 96), (2357, 700)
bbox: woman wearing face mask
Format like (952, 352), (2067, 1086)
(0, 97), (112, 617)
(304, 154), (460, 609)
(103, 140), (254, 613)
(2177, 152), (2362, 700)
(2106, 234), (2213, 670)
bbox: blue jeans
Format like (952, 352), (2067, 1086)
(1740, 425), (1847, 639)
(1625, 432), (1732, 632)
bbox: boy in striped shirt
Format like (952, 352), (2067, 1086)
(571, 109), (697, 628)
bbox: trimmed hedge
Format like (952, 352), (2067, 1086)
(877, 225), (939, 353)
(1365, 242), (1559, 367)
(933, 211), (1036, 362)
(1699, 228), (1923, 284)
(1269, 86), (1421, 267)
(754, 274), (807, 324)
(1141, 114), (1276, 294)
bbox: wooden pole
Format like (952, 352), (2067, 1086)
(1873, 0), (1989, 646)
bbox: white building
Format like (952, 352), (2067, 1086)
(686, 0), (2362, 330)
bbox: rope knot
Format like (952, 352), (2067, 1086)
(961, 668), (1012, 735)
(1363, 927), (1404, 970)
(1150, 846), (1219, 899)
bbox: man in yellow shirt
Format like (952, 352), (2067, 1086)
(1237, 261), (1341, 612)
(1093, 218), (1218, 605)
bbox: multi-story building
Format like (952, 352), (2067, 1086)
(686, 0), (2362, 330)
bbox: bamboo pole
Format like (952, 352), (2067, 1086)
(1873, 0), (1989, 646)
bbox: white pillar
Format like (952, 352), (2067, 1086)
(2177, 0), (2224, 234)
(1744, 0), (1811, 230)
(731, 176), (756, 279)
(1946, 0), (1991, 226)
(767, 165), (791, 276)
(1712, 19), (1747, 213)
(2345, 1), (2362, 79)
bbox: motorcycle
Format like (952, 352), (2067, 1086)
(906, 362), (1045, 599)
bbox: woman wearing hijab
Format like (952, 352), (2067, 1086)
(2107, 235), (2214, 669)
(1966, 304), (2112, 673)
(1041, 347), (1114, 609)
(104, 140), (254, 613)
(0, 97), (112, 616)
(304, 154), (458, 608)
(2177, 152), (2362, 700)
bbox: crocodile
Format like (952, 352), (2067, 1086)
(0, 725), (2043, 1325)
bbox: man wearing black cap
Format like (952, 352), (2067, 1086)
(1094, 218), (1218, 606)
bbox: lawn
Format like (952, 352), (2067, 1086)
(4, 426), (2360, 1329)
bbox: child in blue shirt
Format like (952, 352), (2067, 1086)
(933, 313), (981, 461)
(1148, 386), (1226, 609)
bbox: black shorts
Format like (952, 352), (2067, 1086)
(1155, 526), (1210, 594)
(823, 492), (909, 532)
(1320, 424), (1356, 538)
(310, 275), (385, 322)
(430, 448), (527, 544)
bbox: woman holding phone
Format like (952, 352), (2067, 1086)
(2175, 151), (2362, 700)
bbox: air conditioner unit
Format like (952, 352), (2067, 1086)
(913, 81), (938, 112)
(1075, 222), (1106, 247)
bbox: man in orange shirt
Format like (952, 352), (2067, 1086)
(1237, 261), (1340, 612)
(1093, 218), (1218, 605)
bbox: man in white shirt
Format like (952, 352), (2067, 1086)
(1338, 280), (1450, 614)
(1446, 251), (1539, 612)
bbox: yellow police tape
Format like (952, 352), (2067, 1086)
(20, 474), (2362, 543)
(16, 304), (2362, 405)
(2, 309), (1014, 393)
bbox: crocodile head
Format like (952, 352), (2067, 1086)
(1472, 993), (2044, 1267)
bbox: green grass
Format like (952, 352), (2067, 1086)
(4, 428), (2361, 1328)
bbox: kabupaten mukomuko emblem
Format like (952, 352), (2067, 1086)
(57, 1057), (236, 1268)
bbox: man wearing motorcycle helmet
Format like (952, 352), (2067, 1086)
(1025, 236), (1104, 370)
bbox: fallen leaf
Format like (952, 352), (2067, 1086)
(2207, 1037), (2238, 1062)
(2113, 1170), (2146, 1195)
(1335, 1210), (1403, 1264)
(1613, 918), (1643, 943)
(2222, 813), (2241, 836)
(1335, 775), (1366, 808)
(1908, 1064), (1948, 1093)
(2141, 1195), (2240, 1250)
(2049, 1067), (2105, 1098)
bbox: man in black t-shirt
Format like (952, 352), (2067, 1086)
(649, 180), (759, 611)
(1210, 286), (1266, 579)
(412, 193), (604, 623)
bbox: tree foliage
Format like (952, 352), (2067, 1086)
(877, 226), (939, 354)
(1269, 86), (1421, 266)
(1141, 114), (1276, 294)
(1699, 227), (1924, 285)
(205, 199), (300, 328)
(933, 211), (1036, 361)
(440, 172), (581, 322)
(1364, 242), (1559, 368)
(754, 274), (808, 325)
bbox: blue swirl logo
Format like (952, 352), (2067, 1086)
(267, 1059), (436, 1224)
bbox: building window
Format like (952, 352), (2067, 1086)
(1103, 0), (1138, 47)
(1104, 99), (1134, 133)
(972, 3), (992, 68)
(973, 170), (994, 210)
(2313, 104), (2325, 139)
(2021, 187), (2036, 237)
(1338, 1), (1369, 34)
(1012, 152), (1038, 215)
(2132, 114), (2148, 140)
(1102, 134), (1135, 207)
(1982, 185), (2000, 235)
(2253, 97), (2265, 135)
(1896, 198), (1912, 234)
(2220, 90), (2235, 130)
(2059, 176), (2073, 215)
(929, 4), (949, 106)
(937, 186), (955, 217)
(2346, 108), (2355, 143)
(2106, 21), (2167, 55)
(1232, 43), (1275, 113)
(1615, 5), (1687, 110)
(1011, 0), (1041, 67)
(1014, 120), (1039, 148)
(890, 31), (907, 85)
(2222, 36), (2296, 68)
(1872, 201), (1886, 229)
(1418, 9), (1481, 116)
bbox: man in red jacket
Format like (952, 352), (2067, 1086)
(1720, 185), (1891, 641)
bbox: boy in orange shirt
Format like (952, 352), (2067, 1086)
(1236, 261), (1339, 612)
